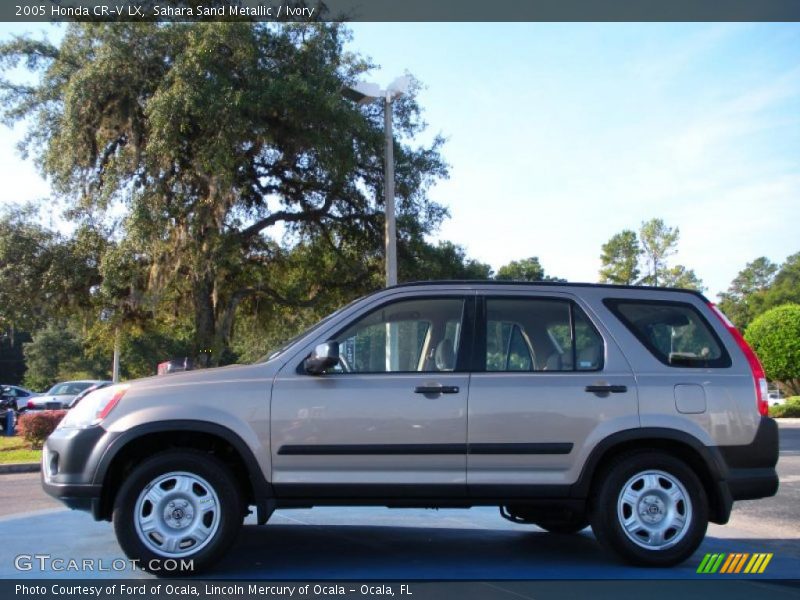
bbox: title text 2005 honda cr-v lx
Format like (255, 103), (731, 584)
(43, 281), (779, 574)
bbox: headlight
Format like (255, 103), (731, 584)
(58, 385), (129, 429)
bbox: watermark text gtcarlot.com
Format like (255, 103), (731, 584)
(14, 553), (193, 573)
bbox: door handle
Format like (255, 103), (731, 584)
(414, 385), (460, 395)
(585, 384), (628, 394)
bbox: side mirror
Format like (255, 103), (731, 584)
(304, 342), (340, 375)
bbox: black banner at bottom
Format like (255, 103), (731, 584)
(4, 580), (800, 600)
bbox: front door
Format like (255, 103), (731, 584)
(271, 294), (473, 498)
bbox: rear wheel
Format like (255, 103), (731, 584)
(112, 450), (244, 575)
(590, 451), (708, 566)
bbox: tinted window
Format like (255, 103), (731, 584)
(574, 308), (604, 371)
(604, 299), (730, 368)
(48, 382), (94, 395)
(485, 298), (603, 372)
(332, 298), (465, 373)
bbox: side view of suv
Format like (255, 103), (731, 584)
(42, 282), (779, 574)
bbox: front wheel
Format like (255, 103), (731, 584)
(590, 451), (708, 567)
(113, 450), (244, 576)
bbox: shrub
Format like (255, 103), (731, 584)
(745, 304), (800, 396)
(17, 410), (67, 449)
(769, 397), (800, 418)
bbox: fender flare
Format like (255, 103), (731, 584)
(92, 420), (274, 523)
(571, 427), (732, 522)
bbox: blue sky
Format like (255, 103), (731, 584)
(1, 22), (799, 297)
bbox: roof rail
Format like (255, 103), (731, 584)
(386, 280), (708, 300)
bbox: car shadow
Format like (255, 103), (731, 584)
(207, 522), (798, 580)
(211, 522), (603, 579)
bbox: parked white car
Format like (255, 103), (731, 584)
(28, 380), (109, 410)
(768, 391), (786, 406)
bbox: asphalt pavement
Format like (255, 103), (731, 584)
(0, 421), (797, 581)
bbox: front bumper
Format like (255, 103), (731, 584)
(42, 426), (108, 517)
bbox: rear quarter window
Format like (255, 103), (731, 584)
(603, 298), (731, 368)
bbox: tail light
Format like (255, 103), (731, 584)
(708, 303), (769, 417)
(27, 400), (34, 409)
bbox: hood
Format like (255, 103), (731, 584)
(129, 361), (277, 392)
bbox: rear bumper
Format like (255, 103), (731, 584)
(719, 416), (780, 502)
(726, 468), (779, 501)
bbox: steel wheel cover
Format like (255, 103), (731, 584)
(616, 469), (692, 550)
(133, 471), (222, 558)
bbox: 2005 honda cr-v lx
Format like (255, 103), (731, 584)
(42, 281), (779, 574)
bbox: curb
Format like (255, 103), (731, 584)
(0, 462), (40, 474)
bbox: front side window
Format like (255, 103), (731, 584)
(484, 297), (604, 372)
(604, 299), (730, 368)
(332, 298), (465, 373)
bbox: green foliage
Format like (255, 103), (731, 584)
(0, 436), (41, 464)
(401, 239), (491, 282)
(599, 230), (641, 285)
(639, 218), (679, 287)
(769, 397), (800, 418)
(17, 410), (66, 449)
(763, 253), (800, 309)
(495, 257), (562, 282)
(22, 324), (107, 390)
(744, 304), (800, 395)
(660, 265), (704, 290)
(717, 257), (777, 330)
(717, 253), (800, 332)
(0, 328), (31, 385)
(0, 205), (106, 341)
(0, 23), (449, 367)
(598, 219), (703, 291)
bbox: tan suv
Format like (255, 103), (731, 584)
(42, 282), (779, 574)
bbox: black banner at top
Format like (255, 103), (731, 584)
(5, 0), (800, 23)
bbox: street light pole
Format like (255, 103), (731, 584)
(342, 76), (410, 288)
(383, 94), (397, 287)
(112, 326), (120, 383)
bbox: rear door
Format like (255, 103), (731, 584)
(467, 292), (638, 497)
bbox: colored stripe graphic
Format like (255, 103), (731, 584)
(745, 554), (760, 573)
(696, 554), (713, 573)
(733, 553), (749, 573)
(745, 553), (773, 574)
(699, 552), (773, 575)
(758, 554), (773, 573)
(720, 554), (736, 573)
(697, 553), (726, 573)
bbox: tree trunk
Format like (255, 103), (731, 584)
(192, 276), (216, 368)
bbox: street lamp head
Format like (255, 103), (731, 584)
(386, 75), (410, 99)
(342, 75), (410, 105)
(341, 81), (382, 105)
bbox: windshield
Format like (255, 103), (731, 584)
(256, 296), (365, 363)
(47, 382), (95, 396)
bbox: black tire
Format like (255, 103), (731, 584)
(535, 516), (590, 534)
(590, 451), (708, 567)
(112, 449), (244, 576)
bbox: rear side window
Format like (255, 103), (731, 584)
(484, 297), (604, 372)
(604, 299), (731, 368)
